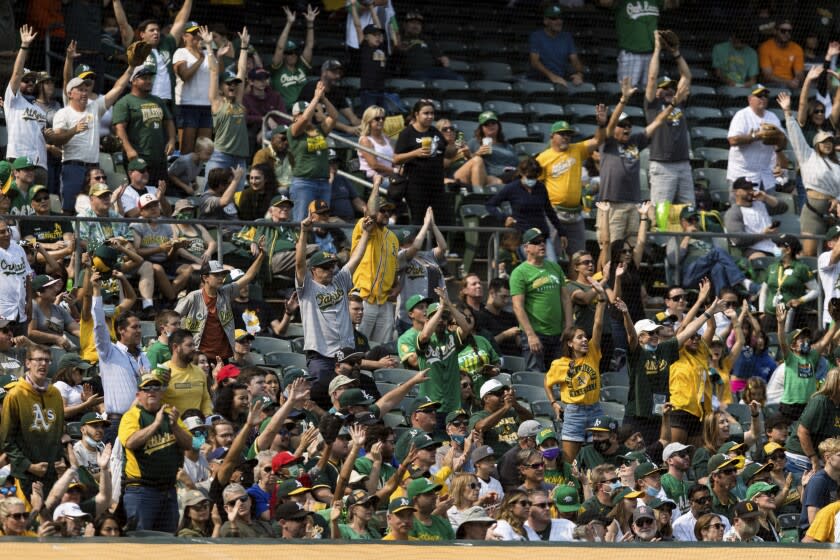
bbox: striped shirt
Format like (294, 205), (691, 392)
(93, 296), (150, 414)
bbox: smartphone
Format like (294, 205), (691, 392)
(771, 220), (780, 229)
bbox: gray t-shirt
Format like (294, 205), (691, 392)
(296, 265), (355, 357)
(32, 303), (75, 336)
(130, 222), (174, 263)
(395, 249), (446, 325)
(168, 153), (201, 187)
(598, 133), (650, 203)
(645, 98), (690, 162)
(198, 192), (238, 220)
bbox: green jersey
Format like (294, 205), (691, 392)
(271, 60), (310, 108)
(625, 337), (679, 418)
(781, 349), (820, 405)
(574, 443), (629, 473)
(288, 127), (330, 179)
(398, 327), (421, 367)
(661, 472), (692, 514)
(614, 0), (663, 53)
(417, 329), (465, 413)
(212, 99), (249, 158)
(509, 260), (567, 336)
(146, 340), (171, 370)
(785, 394), (840, 455)
(111, 93), (172, 167)
(468, 408), (519, 456)
(411, 515), (455, 541)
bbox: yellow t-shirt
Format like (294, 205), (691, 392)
(536, 142), (588, 208)
(713, 355), (734, 406)
(381, 533), (419, 541)
(162, 360), (213, 416)
(669, 343), (713, 419)
(545, 345), (602, 406)
(79, 308), (122, 364)
(351, 220), (399, 304)
(805, 500), (840, 542)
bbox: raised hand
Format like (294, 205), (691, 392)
(246, 399), (263, 427)
(97, 442), (113, 470)
(313, 80), (326, 102)
(304, 4), (320, 22)
(287, 377), (310, 406)
(619, 76), (637, 101)
(238, 27), (250, 47)
(777, 91), (791, 111)
(775, 302), (787, 324)
(67, 40), (80, 59)
(20, 25), (37, 48)
(638, 200), (652, 217)
(198, 26), (213, 46)
(595, 103), (607, 126)
(615, 262), (626, 278)
(805, 65), (824, 83)
(283, 6), (297, 25)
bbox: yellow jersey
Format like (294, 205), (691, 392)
(545, 346), (602, 406)
(351, 220), (399, 304)
(537, 142), (589, 208)
(669, 343), (713, 419)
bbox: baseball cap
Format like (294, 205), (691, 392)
(745, 481), (779, 501)
(28, 184), (48, 202)
(308, 251), (339, 268)
(536, 427), (558, 446)
(184, 20), (200, 33)
(130, 65), (156, 80)
(813, 130), (835, 147)
(445, 409), (468, 425)
(788, 327), (811, 346)
(321, 59), (343, 73)
(657, 75), (677, 89)
(632, 505), (656, 523)
(404, 11), (424, 21)
(58, 352), (93, 372)
(12, 156), (35, 170)
(775, 233), (801, 251)
(552, 485), (580, 512)
(517, 419), (542, 438)
(587, 415), (618, 432)
(679, 205), (700, 221)
(619, 450), (648, 463)
(393, 227), (415, 244)
(75, 64), (95, 79)
(127, 158), (149, 172)
(751, 84), (768, 96)
(718, 441), (746, 455)
(32, 274), (61, 293)
(284, 40), (299, 53)
(406, 477), (442, 500)
(363, 24), (384, 35)
(206, 447), (229, 462)
(222, 70), (242, 83)
(455, 506), (495, 537)
(277, 479), (311, 498)
(183, 416), (205, 432)
(183, 488), (210, 507)
(732, 177), (755, 190)
(648, 497), (677, 511)
(65, 77), (85, 95)
(80, 411), (111, 427)
(634, 462), (666, 480)
(338, 388), (375, 408)
(741, 461), (771, 483)
(479, 378), (506, 399)
(247, 67), (270, 81)
(272, 451), (300, 472)
(269, 193), (294, 208)
(328, 148), (341, 161)
(405, 294), (433, 313)
(388, 497), (416, 514)
(291, 100), (309, 115)
(92, 244), (120, 274)
(335, 347), (365, 364)
(763, 441), (785, 455)
(707, 453), (739, 473)
(617, 112), (631, 124)
(425, 302), (441, 316)
(544, 4), (563, 17)
(216, 364), (240, 383)
(276, 502), (309, 520)
(89, 183), (112, 197)
(234, 329), (255, 343)
(410, 395), (441, 415)
(550, 120), (574, 134)
(53, 502), (91, 521)
(478, 110), (499, 125)
(281, 367), (315, 388)
(826, 225), (840, 241)
(346, 488), (378, 508)
(411, 433), (442, 451)
(252, 395), (278, 412)
(522, 228), (544, 244)
(328, 374), (355, 394)
(612, 487), (644, 505)
(662, 442), (693, 462)
(173, 199), (196, 215)
(471, 445), (495, 464)
(732, 500), (761, 519)
(375, 198), (396, 212)
(137, 193), (158, 209)
(308, 199), (330, 214)
(634, 319), (662, 336)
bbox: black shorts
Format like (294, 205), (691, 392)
(669, 409), (703, 437)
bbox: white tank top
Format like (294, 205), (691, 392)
(358, 134), (394, 178)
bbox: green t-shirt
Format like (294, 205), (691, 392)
(574, 443), (629, 473)
(691, 447), (713, 480)
(398, 327), (420, 367)
(614, 0), (662, 53)
(711, 41), (759, 86)
(544, 462), (582, 496)
(288, 127), (330, 179)
(111, 93), (173, 167)
(410, 515), (455, 541)
(271, 60), (310, 108)
(625, 337), (680, 418)
(338, 523), (381, 540)
(146, 340), (171, 370)
(458, 335), (500, 394)
(469, 408), (519, 456)
(354, 455), (396, 489)
(764, 260), (813, 313)
(509, 260), (567, 336)
(660, 473), (692, 514)
(417, 330), (465, 413)
(708, 483), (738, 521)
(785, 394), (840, 455)
(212, 99), (249, 158)
(781, 349), (820, 405)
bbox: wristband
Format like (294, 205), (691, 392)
(703, 311), (712, 319)
(20, 46), (29, 50)
(640, 217), (651, 222)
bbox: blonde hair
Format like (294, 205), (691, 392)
(816, 367), (840, 401)
(496, 490), (528, 536)
(818, 437), (840, 457)
(0, 497), (25, 519)
(360, 105), (386, 138)
(195, 137), (214, 153)
(450, 472), (479, 509)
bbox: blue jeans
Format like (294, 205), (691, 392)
(205, 151), (248, 191)
(681, 247), (745, 295)
(522, 332), (563, 372)
(60, 162), (89, 212)
(307, 351), (337, 410)
(290, 177), (331, 222)
(561, 402), (604, 443)
(123, 485), (179, 533)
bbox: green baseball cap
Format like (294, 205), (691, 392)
(707, 453), (739, 473)
(445, 409), (468, 425)
(411, 433), (442, 451)
(634, 461), (666, 480)
(550, 120), (574, 134)
(544, 4), (563, 17)
(536, 427), (558, 446)
(307, 251), (339, 268)
(826, 225), (840, 241)
(127, 158), (149, 172)
(277, 479), (311, 497)
(338, 388), (375, 408)
(586, 415), (618, 432)
(552, 485), (581, 512)
(12, 156), (35, 170)
(57, 353), (93, 371)
(406, 477), (442, 501)
(388, 497), (416, 514)
(745, 481), (779, 501)
(741, 461), (772, 483)
(522, 228), (545, 244)
(252, 394), (278, 411)
(75, 64), (95, 79)
(28, 184), (48, 202)
(405, 294), (433, 313)
(425, 302), (441, 316)
(477, 110), (498, 125)
(80, 411), (111, 426)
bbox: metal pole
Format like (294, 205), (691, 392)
(73, 217), (81, 282)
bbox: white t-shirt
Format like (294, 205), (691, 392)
(727, 107), (784, 189)
(4, 84), (47, 167)
(52, 97), (108, 163)
(491, 519), (526, 541)
(738, 201), (776, 254)
(172, 48), (211, 106)
(819, 249), (840, 326)
(766, 363), (785, 405)
(524, 518), (576, 541)
(477, 475), (505, 501)
(672, 510), (731, 541)
(149, 48), (173, 100)
(54, 380), (83, 406)
(120, 185), (159, 215)
(345, 0), (396, 50)
(0, 243), (32, 321)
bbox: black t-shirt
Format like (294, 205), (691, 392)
(474, 306), (519, 356)
(360, 43), (388, 91)
(298, 81), (352, 111)
(394, 125), (446, 189)
(231, 298), (274, 335)
(398, 36), (442, 74)
(20, 213), (74, 243)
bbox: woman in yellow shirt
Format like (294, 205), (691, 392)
(709, 303), (747, 411)
(544, 278), (607, 461)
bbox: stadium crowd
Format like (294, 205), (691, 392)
(1, 0), (840, 545)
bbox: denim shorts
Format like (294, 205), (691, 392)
(176, 104), (212, 129)
(561, 402), (604, 443)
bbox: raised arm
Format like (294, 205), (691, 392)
(644, 31), (663, 103)
(349, 0), (364, 41)
(675, 298), (724, 346)
(235, 28), (250, 105)
(374, 369), (429, 414)
(607, 77), (636, 137)
(254, 378), (308, 452)
(615, 298), (638, 350)
(302, 5), (318, 65)
(9, 26), (37, 96)
(633, 201), (651, 267)
(589, 280), (608, 351)
(111, 0), (134, 46)
(198, 26), (220, 106)
(290, 81), (325, 137)
(584, 104), (608, 152)
(797, 66), (823, 127)
(780, 92), (814, 165)
(272, 8), (296, 67)
(63, 40), (78, 95)
(645, 94), (681, 138)
(103, 64), (133, 109)
(295, 217), (312, 285)
(677, 278), (711, 335)
(168, 0), (194, 45)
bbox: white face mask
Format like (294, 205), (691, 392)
(523, 178), (537, 187)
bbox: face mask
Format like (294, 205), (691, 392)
(451, 434), (466, 446)
(523, 178), (537, 187)
(541, 446), (561, 461)
(645, 485), (659, 498)
(84, 435), (105, 451)
(799, 342), (811, 354)
(607, 481), (622, 492)
(286, 465), (302, 478)
(191, 433), (206, 451)
(643, 343), (657, 352)
(593, 439), (611, 454)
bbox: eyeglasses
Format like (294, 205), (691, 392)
(372, 116), (385, 122)
(487, 390), (505, 398)
(525, 461), (545, 470)
(513, 499), (532, 507)
(754, 92), (769, 99)
(531, 502), (550, 508)
(441, 126), (455, 132)
(527, 238), (546, 245)
(21, 78), (35, 83)
(704, 522), (724, 530)
(577, 259), (593, 266)
(719, 468), (737, 475)
(226, 495), (249, 507)
(7, 512), (28, 520)
(140, 385), (165, 392)
(668, 294), (686, 301)
(692, 495), (712, 504)
(33, 196), (50, 202)
(635, 517), (655, 527)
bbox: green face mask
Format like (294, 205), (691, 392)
(176, 212), (192, 220)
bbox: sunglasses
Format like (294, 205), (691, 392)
(672, 450), (690, 458)
(467, 482), (480, 490)
(668, 294), (686, 301)
(622, 459), (638, 467)
(32, 196), (50, 202)
(617, 122), (632, 128)
(356, 501), (375, 509)
(372, 116), (385, 122)
(21, 78), (35, 83)
(527, 238), (546, 245)
(263, 466), (273, 473)
(7, 512), (28, 520)
(226, 495), (249, 507)
(460, 382), (471, 388)
(450, 420), (468, 427)
(754, 92), (769, 98)
(692, 495), (712, 504)
(513, 499), (532, 507)
(441, 126), (455, 132)
(718, 467), (737, 475)
(705, 522), (724, 530)
(524, 461), (545, 470)
(191, 501), (211, 510)
(602, 477), (619, 485)
(92, 175), (107, 181)
(531, 502), (550, 509)
(620, 248), (633, 254)
(814, 109), (826, 114)
(635, 517), (655, 527)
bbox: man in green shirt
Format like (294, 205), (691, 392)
(706, 453), (740, 521)
(660, 442), (694, 514)
(398, 295), (432, 369)
(408, 477), (454, 541)
(510, 228), (573, 372)
(394, 396), (439, 462)
(575, 415), (629, 472)
(112, 66), (176, 185)
(417, 289), (471, 421)
(146, 310), (180, 369)
(469, 378), (534, 457)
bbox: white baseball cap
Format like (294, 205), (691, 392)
(65, 77), (86, 95)
(479, 378), (506, 399)
(53, 502), (91, 521)
(634, 319), (662, 336)
(662, 442), (693, 462)
(137, 193), (159, 208)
